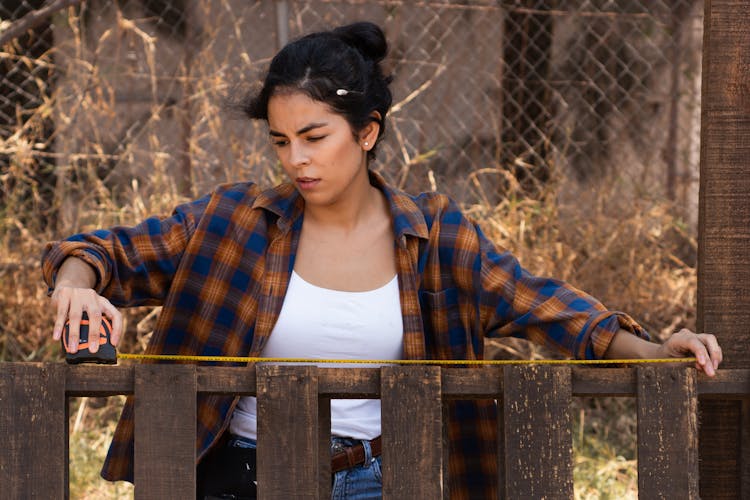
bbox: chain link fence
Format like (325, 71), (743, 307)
(1, 0), (703, 233)
(1, 5), (704, 495)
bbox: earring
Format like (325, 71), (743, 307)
(364, 142), (369, 147)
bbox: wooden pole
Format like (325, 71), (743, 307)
(698, 1), (750, 497)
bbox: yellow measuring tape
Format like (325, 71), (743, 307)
(117, 353), (696, 365)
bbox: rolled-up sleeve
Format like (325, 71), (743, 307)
(475, 225), (649, 360)
(41, 194), (210, 306)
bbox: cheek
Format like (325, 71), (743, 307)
(333, 136), (364, 164)
(274, 150), (294, 175)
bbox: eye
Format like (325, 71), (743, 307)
(271, 139), (288, 147)
(307, 135), (326, 142)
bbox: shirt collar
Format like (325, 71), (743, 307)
(369, 170), (429, 241)
(250, 182), (304, 232)
(250, 170), (429, 241)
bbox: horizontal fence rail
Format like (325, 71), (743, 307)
(1, 363), (748, 499)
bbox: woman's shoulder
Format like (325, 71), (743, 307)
(384, 184), (478, 247)
(209, 181), (263, 201)
(381, 179), (454, 213)
(195, 181), (296, 210)
(405, 189), (469, 225)
(171, 182), (267, 223)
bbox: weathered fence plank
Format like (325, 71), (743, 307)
(0, 363), (67, 499)
(60, 364), (750, 397)
(318, 395), (332, 499)
(637, 365), (699, 498)
(699, 0), (750, 497)
(4, 362), (750, 497)
(503, 365), (573, 499)
(381, 365), (443, 499)
(134, 364), (196, 500)
(256, 365), (318, 499)
(496, 370), (506, 500)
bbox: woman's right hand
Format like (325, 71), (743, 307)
(51, 286), (123, 353)
(51, 258), (123, 353)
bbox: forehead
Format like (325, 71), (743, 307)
(267, 91), (345, 132)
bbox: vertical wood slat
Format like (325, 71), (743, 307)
(256, 365), (318, 500)
(496, 374), (506, 500)
(134, 364), (196, 500)
(381, 366), (443, 499)
(503, 365), (573, 499)
(698, 0), (750, 497)
(0, 363), (67, 499)
(318, 396), (332, 499)
(441, 402), (451, 500)
(637, 366), (699, 499)
(744, 400), (750, 498)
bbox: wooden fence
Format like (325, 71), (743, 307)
(1, 363), (748, 499)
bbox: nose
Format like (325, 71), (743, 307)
(289, 141), (310, 167)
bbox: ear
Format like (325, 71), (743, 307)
(359, 111), (382, 151)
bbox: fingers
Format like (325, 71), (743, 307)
(51, 288), (71, 341)
(87, 304), (102, 353)
(99, 297), (123, 346)
(51, 287), (121, 354)
(698, 333), (723, 371)
(671, 329), (722, 377)
(66, 302), (83, 354)
(686, 336), (714, 376)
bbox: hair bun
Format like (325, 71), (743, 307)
(332, 22), (388, 63)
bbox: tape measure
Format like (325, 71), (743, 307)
(116, 353), (696, 365)
(60, 324), (697, 366)
(62, 312), (117, 364)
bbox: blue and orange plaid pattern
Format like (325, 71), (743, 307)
(42, 171), (648, 498)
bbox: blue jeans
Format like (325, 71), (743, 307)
(224, 435), (382, 499)
(331, 437), (383, 500)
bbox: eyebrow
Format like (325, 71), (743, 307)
(269, 122), (328, 137)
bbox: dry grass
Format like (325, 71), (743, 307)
(0, 167), (694, 498)
(68, 397), (134, 499)
(1, 4), (698, 496)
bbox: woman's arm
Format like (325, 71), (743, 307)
(43, 193), (213, 353)
(603, 328), (722, 376)
(41, 189), (219, 303)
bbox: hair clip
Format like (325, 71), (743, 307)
(336, 88), (362, 96)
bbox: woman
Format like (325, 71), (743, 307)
(43, 22), (721, 499)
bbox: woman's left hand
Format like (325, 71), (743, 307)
(658, 329), (723, 377)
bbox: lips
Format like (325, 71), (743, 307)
(296, 177), (320, 190)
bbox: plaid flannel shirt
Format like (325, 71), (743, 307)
(42, 171), (648, 498)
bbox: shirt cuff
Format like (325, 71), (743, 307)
(581, 311), (650, 360)
(41, 241), (109, 295)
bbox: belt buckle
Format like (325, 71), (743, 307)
(331, 441), (346, 455)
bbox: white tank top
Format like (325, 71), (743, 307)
(230, 270), (403, 440)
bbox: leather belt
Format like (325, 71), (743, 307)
(331, 436), (382, 473)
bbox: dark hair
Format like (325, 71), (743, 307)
(243, 22), (393, 162)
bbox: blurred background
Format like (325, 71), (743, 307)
(1, 1), (704, 497)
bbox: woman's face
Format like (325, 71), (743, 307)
(267, 91), (372, 207)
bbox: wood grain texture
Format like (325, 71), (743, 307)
(318, 396), (332, 499)
(503, 365), (573, 499)
(134, 364), (196, 500)
(637, 366), (698, 498)
(698, 0), (750, 497)
(59, 365), (750, 397)
(496, 376), (506, 500)
(0, 363), (67, 499)
(196, 365), (256, 395)
(256, 365), (318, 499)
(380, 366), (443, 499)
(699, 0), (750, 371)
